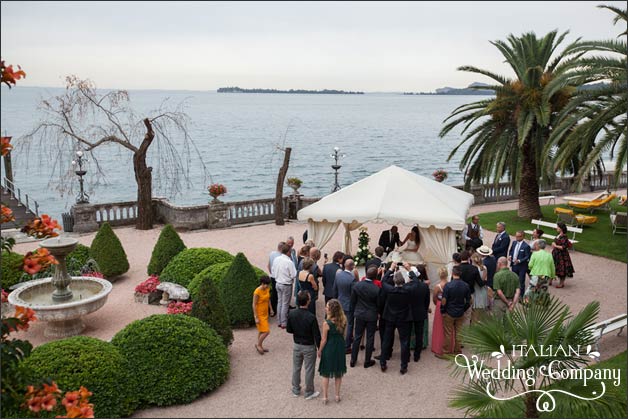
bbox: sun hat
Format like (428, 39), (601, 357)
(530, 276), (539, 287)
(476, 245), (493, 256)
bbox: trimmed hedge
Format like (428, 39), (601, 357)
(111, 314), (230, 407)
(147, 224), (186, 276)
(159, 248), (234, 288)
(221, 253), (260, 327)
(188, 262), (266, 300)
(0, 251), (24, 290)
(191, 272), (233, 346)
(22, 336), (138, 418)
(89, 222), (129, 278)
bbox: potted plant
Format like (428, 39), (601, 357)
(208, 183), (227, 203)
(286, 177), (303, 194)
(432, 168), (448, 183)
(134, 275), (162, 304)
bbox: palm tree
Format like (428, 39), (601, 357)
(546, 5), (627, 188)
(439, 31), (582, 219)
(449, 296), (627, 418)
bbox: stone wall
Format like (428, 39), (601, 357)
(71, 172), (626, 233)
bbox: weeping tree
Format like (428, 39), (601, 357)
(21, 76), (205, 230)
(546, 5), (627, 188)
(439, 31), (584, 219)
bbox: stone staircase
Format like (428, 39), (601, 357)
(1, 178), (39, 228)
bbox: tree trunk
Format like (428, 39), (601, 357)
(134, 119), (155, 230)
(524, 394), (539, 418)
(518, 137), (542, 219)
(274, 147), (291, 226)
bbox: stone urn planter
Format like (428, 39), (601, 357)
(134, 291), (162, 305)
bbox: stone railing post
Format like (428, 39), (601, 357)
(71, 204), (99, 233)
(208, 201), (230, 229)
(469, 184), (485, 205)
(287, 193), (302, 220)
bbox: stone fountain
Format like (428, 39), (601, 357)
(8, 237), (112, 338)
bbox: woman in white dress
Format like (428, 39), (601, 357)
(399, 226), (424, 264)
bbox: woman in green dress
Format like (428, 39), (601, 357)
(317, 299), (347, 404)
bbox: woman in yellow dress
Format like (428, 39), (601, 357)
(253, 276), (273, 354)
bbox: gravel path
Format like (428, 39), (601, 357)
(11, 192), (627, 418)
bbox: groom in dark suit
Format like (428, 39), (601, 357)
(405, 263), (430, 362)
(378, 226), (401, 254)
(491, 222), (510, 260)
(508, 230), (531, 296)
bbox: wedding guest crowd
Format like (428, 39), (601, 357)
(257, 222), (571, 402)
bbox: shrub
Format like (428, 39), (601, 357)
(147, 224), (186, 276)
(0, 251), (24, 289)
(188, 262), (266, 300)
(111, 314), (230, 407)
(159, 248), (234, 288)
(220, 253), (260, 327)
(191, 272), (233, 346)
(22, 336), (138, 418)
(89, 222), (129, 278)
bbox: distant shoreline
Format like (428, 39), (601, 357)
(217, 87), (364, 95)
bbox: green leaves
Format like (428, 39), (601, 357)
(159, 248), (234, 288)
(147, 224), (186, 276)
(90, 222), (129, 278)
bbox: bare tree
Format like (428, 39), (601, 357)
(274, 146), (291, 225)
(21, 76), (205, 230)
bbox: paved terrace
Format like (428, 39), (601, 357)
(12, 193), (627, 418)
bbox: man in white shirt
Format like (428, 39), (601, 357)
(267, 241), (285, 316)
(272, 243), (298, 329)
(462, 215), (484, 251)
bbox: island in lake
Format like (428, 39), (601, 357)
(217, 86), (364, 94)
(404, 82), (494, 95)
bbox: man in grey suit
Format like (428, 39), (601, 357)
(333, 258), (356, 354)
(350, 266), (380, 368)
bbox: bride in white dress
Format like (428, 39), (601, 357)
(389, 226), (424, 264)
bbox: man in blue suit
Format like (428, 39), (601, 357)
(333, 258), (356, 354)
(492, 222), (510, 260)
(508, 230), (531, 296)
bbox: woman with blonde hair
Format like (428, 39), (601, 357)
(431, 267), (448, 356)
(318, 299), (347, 404)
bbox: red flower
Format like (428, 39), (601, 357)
(41, 393), (58, 411)
(0, 137), (12, 157)
(135, 275), (160, 294)
(27, 396), (43, 413)
(1, 61), (26, 88)
(208, 183), (227, 196)
(61, 391), (80, 409)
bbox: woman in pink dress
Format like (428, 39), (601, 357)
(431, 267), (449, 356)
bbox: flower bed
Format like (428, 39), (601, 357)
(134, 276), (162, 305)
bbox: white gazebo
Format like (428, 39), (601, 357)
(297, 165), (475, 281)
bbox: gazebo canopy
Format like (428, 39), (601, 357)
(298, 165), (474, 230)
(297, 165), (475, 282)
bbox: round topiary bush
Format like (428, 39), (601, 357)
(191, 272), (233, 346)
(22, 336), (138, 418)
(188, 262), (266, 300)
(111, 314), (230, 406)
(220, 253), (260, 327)
(159, 248), (234, 288)
(147, 224), (186, 276)
(0, 251), (24, 290)
(89, 222), (129, 278)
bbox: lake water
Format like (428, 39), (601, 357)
(1, 87), (479, 219)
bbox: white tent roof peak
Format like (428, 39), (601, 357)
(297, 165), (474, 230)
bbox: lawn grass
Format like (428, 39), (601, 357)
(476, 200), (627, 263)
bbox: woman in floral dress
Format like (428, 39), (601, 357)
(551, 222), (574, 288)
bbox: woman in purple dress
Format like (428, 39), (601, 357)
(551, 222), (574, 288)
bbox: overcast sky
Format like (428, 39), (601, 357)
(1, 1), (624, 92)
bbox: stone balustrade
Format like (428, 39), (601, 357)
(71, 172), (626, 233)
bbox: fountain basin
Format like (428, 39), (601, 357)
(8, 277), (112, 338)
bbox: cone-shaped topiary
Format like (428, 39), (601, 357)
(147, 224), (186, 276)
(89, 222), (129, 278)
(191, 271), (233, 346)
(188, 262), (266, 300)
(159, 248), (234, 288)
(111, 314), (230, 407)
(22, 336), (138, 418)
(220, 252), (259, 327)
